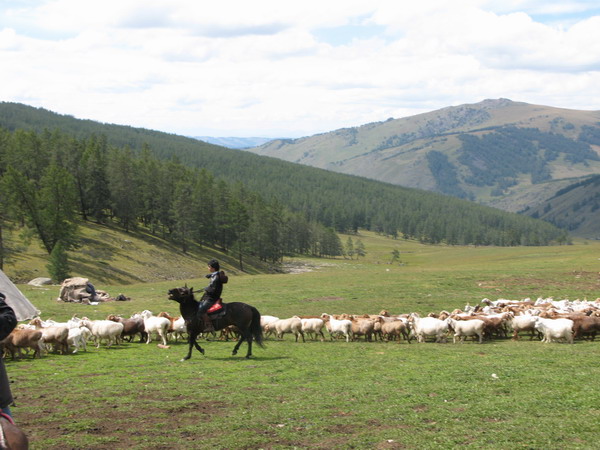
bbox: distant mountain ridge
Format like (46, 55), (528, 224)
(194, 136), (277, 149)
(250, 99), (600, 223)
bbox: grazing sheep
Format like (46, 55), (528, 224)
(140, 310), (170, 346)
(67, 326), (91, 353)
(510, 315), (539, 340)
(533, 317), (574, 344)
(408, 313), (449, 343)
(107, 314), (147, 343)
(260, 315), (280, 338)
(320, 314), (353, 342)
(80, 319), (124, 348)
(446, 318), (485, 343)
(380, 318), (411, 343)
(29, 318), (70, 354)
(1, 328), (43, 359)
(157, 312), (187, 342)
(267, 317), (305, 342)
(296, 317), (326, 341)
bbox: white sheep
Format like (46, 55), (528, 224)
(296, 317), (326, 341)
(446, 318), (485, 343)
(408, 313), (449, 343)
(29, 318), (70, 354)
(320, 314), (353, 342)
(267, 317), (305, 342)
(140, 310), (170, 346)
(170, 316), (187, 342)
(80, 319), (124, 348)
(260, 315), (280, 338)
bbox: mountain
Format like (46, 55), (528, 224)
(250, 99), (600, 216)
(194, 136), (276, 149)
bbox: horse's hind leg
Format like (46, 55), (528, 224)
(232, 334), (245, 356)
(245, 335), (253, 359)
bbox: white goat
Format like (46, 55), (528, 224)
(533, 317), (574, 344)
(408, 313), (449, 343)
(140, 310), (170, 346)
(446, 318), (485, 343)
(510, 315), (539, 340)
(320, 314), (353, 342)
(67, 326), (92, 353)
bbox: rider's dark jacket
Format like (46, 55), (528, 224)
(203, 271), (224, 303)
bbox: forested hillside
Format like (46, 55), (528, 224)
(0, 102), (567, 261)
(521, 175), (600, 239)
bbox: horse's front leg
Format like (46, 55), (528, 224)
(182, 332), (204, 361)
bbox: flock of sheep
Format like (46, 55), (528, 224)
(0, 310), (181, 359)
(2, 296), (599, 359)
(263, 297), (600, 345)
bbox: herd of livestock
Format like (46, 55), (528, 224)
(2, 296), (600, 359)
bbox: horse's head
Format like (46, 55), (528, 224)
(167, 286), (194, 303)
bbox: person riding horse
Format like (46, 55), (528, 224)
(198, 259), (227, 332)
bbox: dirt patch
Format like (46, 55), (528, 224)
(17, 394), (230, 449)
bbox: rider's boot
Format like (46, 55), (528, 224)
(202, 313), (214, 333)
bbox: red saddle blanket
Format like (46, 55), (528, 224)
(207, 299), (223, 314)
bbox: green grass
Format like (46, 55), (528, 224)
(6, 232), (600, 448)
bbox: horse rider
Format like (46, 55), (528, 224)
(198, 259), (226, 332)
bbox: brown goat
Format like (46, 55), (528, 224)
(1, 328), (44, 359)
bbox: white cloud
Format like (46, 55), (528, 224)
(0, 0), (599, 137)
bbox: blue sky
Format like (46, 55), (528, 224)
(1, 0), (599, 137)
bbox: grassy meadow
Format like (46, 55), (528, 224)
(6, 232), (600, 449)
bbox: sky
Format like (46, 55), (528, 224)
(1, 0), (600, 138)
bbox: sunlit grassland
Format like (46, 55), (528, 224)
(8, 233), (600, 449)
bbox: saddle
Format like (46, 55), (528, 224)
(207, 299), (226, 318)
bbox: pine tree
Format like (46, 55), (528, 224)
(355, 239), (366, 258)
(46, 240), (70, 282)
(345, 237), (354, 259)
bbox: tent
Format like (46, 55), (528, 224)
(0, 269), (41, 321)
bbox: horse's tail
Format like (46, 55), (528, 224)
(250, 306), (265, 348)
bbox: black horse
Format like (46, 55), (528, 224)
(167, 286), (264, 361)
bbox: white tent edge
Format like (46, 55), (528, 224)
(0, 269), (41, 322)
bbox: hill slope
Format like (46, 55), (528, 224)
(0, 101), (567, 246)
(251, 99), (600, 215)
(2, 221), (270, 284)
(521, 175), (600, 239)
